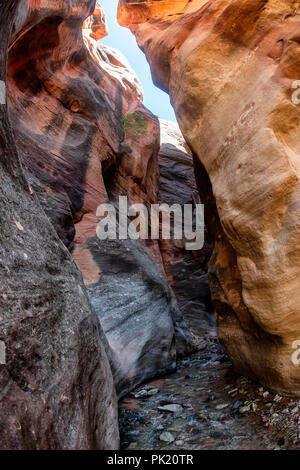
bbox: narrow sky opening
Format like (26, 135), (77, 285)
(98, 0), (176, 122)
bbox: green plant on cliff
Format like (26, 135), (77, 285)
(121, 111), (148, 138)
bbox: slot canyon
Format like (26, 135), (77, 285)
(0, 0), (300, 451)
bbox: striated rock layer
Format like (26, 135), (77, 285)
(0, 0), (119, 450)
(7, 0), (198, 398)
(119, 0), (300, 395)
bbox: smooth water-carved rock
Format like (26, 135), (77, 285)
(0, 0), (119, 449)
(119, 0), (300, 395)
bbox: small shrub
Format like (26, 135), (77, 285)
(121, 111), (148, 138)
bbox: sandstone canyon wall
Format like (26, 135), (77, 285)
(118, 0), (300, 395)
(0, 0), (119, 450)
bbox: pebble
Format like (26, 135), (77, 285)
(134, 390), (148, 398)
(216, 403), (229, 410)
(239, 405), (251, 414)
(127, 442), (138, 449)
(233, 399), (244, 410)
(197, 413), (209, 421)
(175, 440), (184, 447)
(158, 404), (183, 413)
(251, 403), (258, 412)
(159, 432), (175, 443)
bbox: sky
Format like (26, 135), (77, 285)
(98, 0), (176, 122)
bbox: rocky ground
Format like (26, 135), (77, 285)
(119, 331), (300, 450)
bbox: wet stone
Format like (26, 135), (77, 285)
(159, 432), (175, 443)
(157, 404), (183, 413)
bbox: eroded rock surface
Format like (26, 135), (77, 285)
(0, 0), (119, 450)
(118, 0), (300, 395)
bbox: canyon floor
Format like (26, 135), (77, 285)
(119, 321), (300, 450)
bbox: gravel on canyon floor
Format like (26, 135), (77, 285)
(119, 334), (300, 450)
